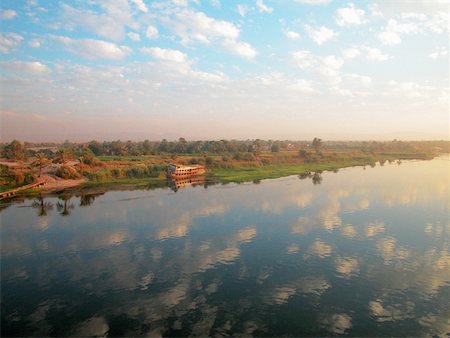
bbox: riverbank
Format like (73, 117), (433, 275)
(0, 150), (438, 198)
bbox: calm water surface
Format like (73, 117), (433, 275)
(1, 157), (449, 336)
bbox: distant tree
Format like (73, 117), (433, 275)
(88, 140), (104, 156)
(271, 142), (280, 153)
(158, 139), (169, 153)
(4, 140), (26, 160)
(142, 140), (153, 155)
(175, 137), (188, 153)
(312, 138), (323, 154)
(298, 149), (311, 162)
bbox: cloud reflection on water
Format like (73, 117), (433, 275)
(1, 157), (449, 336)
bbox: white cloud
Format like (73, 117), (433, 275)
(141, 47), (188, 63)
(29, 39), (42, 48)
(368, 3), (383, 18)
(320, 55), (344, 84)
(127, 32), (141, 42)
(429, 47), (448, 59)
(295, 0), (332, 5)
(304, 24), (338, 45)
(1, 61), (50, 74)
(256, 0), (273, 14)
(388, 80), (434, 99)
(222, 39), (257, 59)
(363, 46), (391, 61)
(377, 31), (401, 45)
(335, 4), (367, 27)
(0, 9), (17, 20)
(322, 55), (344, 69)
(140, 46), (228, 83)
(285, 30), (301, 40)
(172, 0), (189, 6)
(164, 9), (239, 45)
(342, 47), (360, 59)
(400, 12), (427, 21)
(345, 73), (372, 86)
(387, 18), (419, 34)
(424, 11), (449, 34)
(130, 0), (148, 13)
(0, 33), (23, 53)
(237, 4), (248, 17)
(291, 50), (317, 69)
(61, 1), (135, 41)
(53, 36), (132, 60)
(211, 0), (221, 8)
(291, 50), (344, 85)
(161, 8), (256, 59)
(377, 19), (419, 45)
(290, 79), (315, 93)
(146, 25), (159, 39)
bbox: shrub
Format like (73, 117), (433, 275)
(205, 156), (215, 166)
(241, 153), (255, 161)
(110, 168), (122, 178)
(85, 170), (112, 182)
(24, 172), (36, 184)
(147, 165), (163, 177)
(0, 164), (14, 185)
(13, 172), (24, 185)
(124, 165), (153, 178)
(55, 165), (81, 179)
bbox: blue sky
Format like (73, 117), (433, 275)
(0, 0), (448, 141)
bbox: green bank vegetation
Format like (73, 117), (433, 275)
(0, 138), (448, 194)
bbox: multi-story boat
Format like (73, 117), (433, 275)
(166, 164), (205, 179)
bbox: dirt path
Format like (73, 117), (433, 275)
(40, 174), (86, 191)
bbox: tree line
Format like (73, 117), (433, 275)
(1, 138), (449, 161)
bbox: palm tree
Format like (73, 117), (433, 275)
(78, 154), (87, 175)
(54, 148), (73, 164)
(31, 153), (50, 177)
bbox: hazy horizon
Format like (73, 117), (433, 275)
(1, 0), (449, 142)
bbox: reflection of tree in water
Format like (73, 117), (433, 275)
(312, 172), (323, 185)
(79, 194), (97, 207)
(298, 172), (312, 180)
(56, 194), (74, 216)
(298, 171), (323, 185)
(77, 191), (106, 207)
(31, 194), (53, 216)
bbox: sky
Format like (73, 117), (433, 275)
(0, 0), (449, 142)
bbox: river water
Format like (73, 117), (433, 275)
(1, 156), (449, 336)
